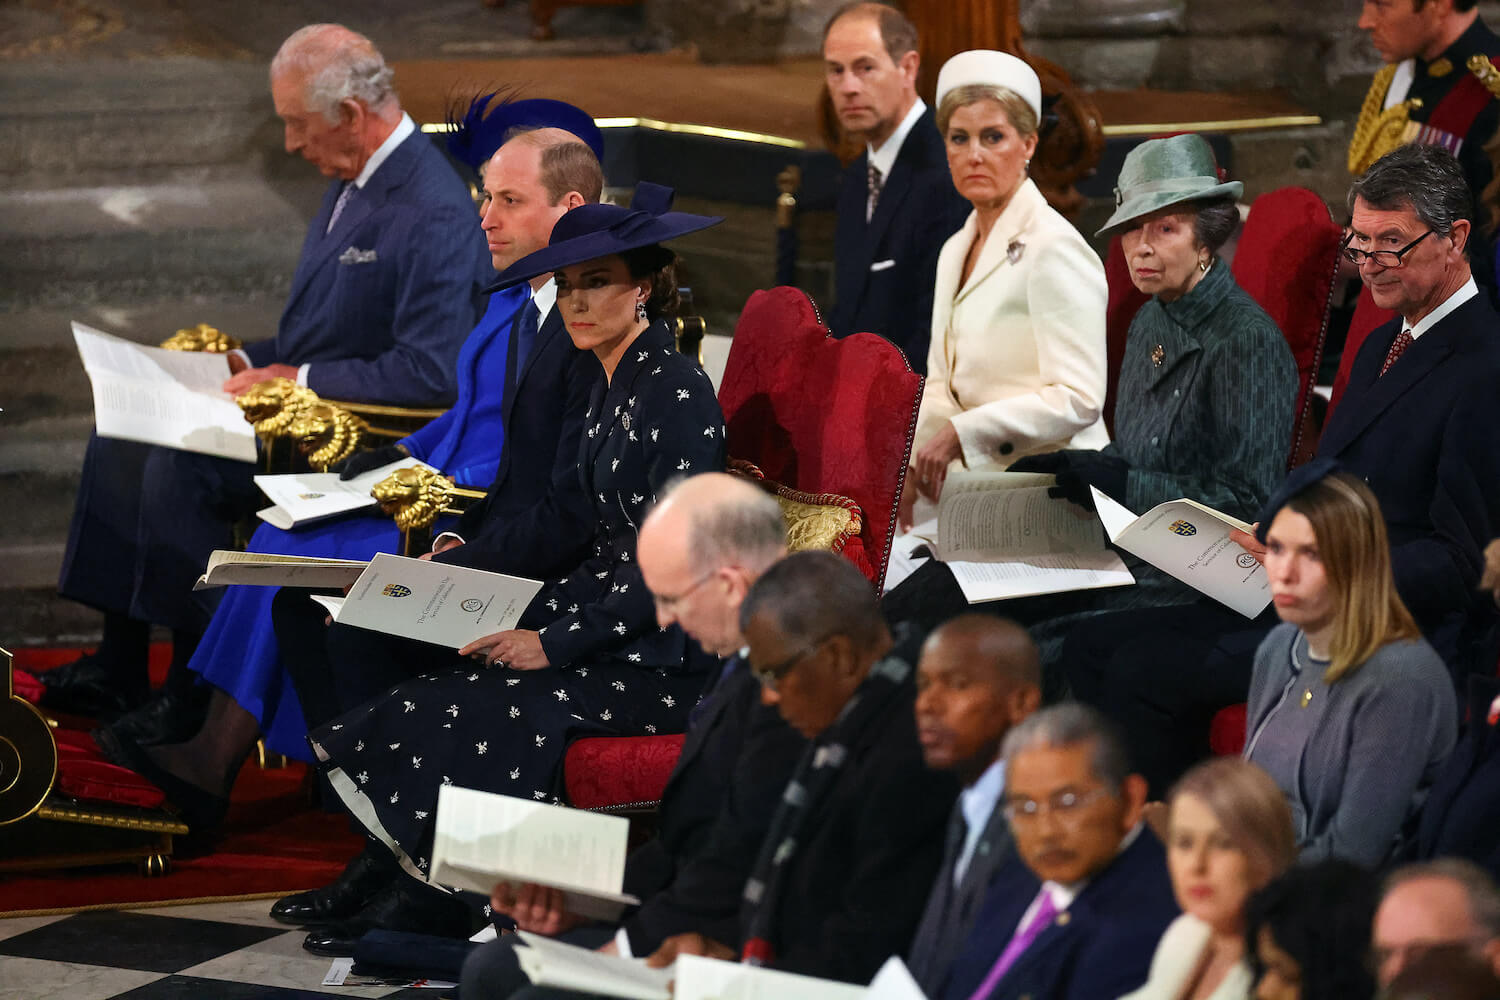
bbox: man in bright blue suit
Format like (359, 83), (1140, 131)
(941, 704), (1177, 1000)
(45, 23), (491, 726)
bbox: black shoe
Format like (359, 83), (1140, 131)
(35, 655), (145, 719)
(103, 685), (212, 747)
(94, 726), (229, 833)
(300, 879), (475, 957)
(270, 846), (398, 927)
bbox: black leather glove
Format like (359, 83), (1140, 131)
(1047, 450), (1130, 510)
(1007, 451), (1067, 475)
(333, 444), (408, 480)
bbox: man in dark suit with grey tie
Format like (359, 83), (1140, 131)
(458, 473), (808, 999)
(823, 2), (968, 373)
(908, 615), (1041, 998)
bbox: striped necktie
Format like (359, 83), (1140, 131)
(326, 182), (355, 234)
(867, 163), (884, 221)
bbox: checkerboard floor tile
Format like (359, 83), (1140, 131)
(0, 902), (446, 999)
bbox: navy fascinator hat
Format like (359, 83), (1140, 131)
(486, 181), (722, 292)
(1253, 457), (1342, 544)
(444, 92), (605, 172)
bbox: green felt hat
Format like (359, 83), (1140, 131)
(1096, 134), (1243, 237)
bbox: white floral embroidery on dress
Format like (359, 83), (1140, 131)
(476, 741), (488, 755)
(509, 705), (520, 718)
(601, 709), (613, 720)
(534, 734), (547, 747)
(447, 705), (459, 717)
(509, 768), (520, 779)
(402, 700), (416, 713)
(553, 689), (569, 701)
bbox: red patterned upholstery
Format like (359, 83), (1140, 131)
(1231, 188), (1344, 466)
(53, 730), (168, 810)
(1209, 703), (1248, 757)
(563, 734), (686, 810)
(716, 286), (924, 587)
(1327, 285), (1398, 419)
(1103, 236), (1150, 438)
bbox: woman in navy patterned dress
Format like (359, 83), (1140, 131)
(312, 185), (726, 881)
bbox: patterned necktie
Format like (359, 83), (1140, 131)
(326, 182), (355, 234)
(1380, 327), (1414, 377)
(966, 891), (1061, 1000)
(867, 162), (884, 221)
(514, 299), (542, 374)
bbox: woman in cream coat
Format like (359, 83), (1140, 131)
(901, 49), (1108, 527)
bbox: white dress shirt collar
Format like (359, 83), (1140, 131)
(954, 757), (1006, 886)
(1405, 275), (1476, 341)
(867, 98), (928, 180)
(354, 112), (415, 189)
(529, 274), (558, 323)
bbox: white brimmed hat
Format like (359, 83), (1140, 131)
(935, 50), (1042, 122)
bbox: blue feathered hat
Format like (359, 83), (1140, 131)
(486, 181), (721, 291)
(444, 92), (605, 172)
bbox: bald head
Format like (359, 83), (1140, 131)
(915, 614), (1041, 782)
(638, 473), (787, 657)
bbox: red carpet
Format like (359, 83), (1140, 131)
(1, 647), (363, 917)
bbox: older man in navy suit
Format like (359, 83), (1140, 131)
(942, 704), (1177, 1000)
(824, 2), (967, 373)
(45, 23), (490, 727)
(907, 616), (1042, 998)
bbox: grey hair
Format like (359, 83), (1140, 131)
(655, 475), (786, 576)
(1192, 198), (1240, 254)
(1000, 702), (1132, 793)
(271, 24), (397, 121)
(739, 550), (883, 649)
(1383, 858), (1500, 936)
(1348, 143), (1471, 249)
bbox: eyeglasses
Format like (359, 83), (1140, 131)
(1002, 787), (1110, 824)
(750, 636), (831, 692)
(1341, 229), (1433, 267)
(652, 569), (719, 614)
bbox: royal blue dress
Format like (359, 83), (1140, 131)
(188, 287), (527, 759)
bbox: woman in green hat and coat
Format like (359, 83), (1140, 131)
(886, 132), (1298, 710)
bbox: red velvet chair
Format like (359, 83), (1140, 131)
(562, 287), (924, 813)
(1103, 235), (1150, 438)
(1230, 187), (1345, 469)
(3, 653), (186, 874)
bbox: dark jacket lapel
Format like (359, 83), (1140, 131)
(1318, 315), (1457, 457)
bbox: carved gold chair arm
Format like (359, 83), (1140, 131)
(371, 466), (487, 533)
(159, 323), (242, 353)
(236, 377), (321, 439)
(285, 402), (369, 472)
(323, 398), (449, 444)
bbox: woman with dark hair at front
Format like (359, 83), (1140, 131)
(275, 185), (728, 951)
(1244, 859), (1378, 1000)
(1244, 461), (1456, 866)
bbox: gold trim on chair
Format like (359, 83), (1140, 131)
(0, 647), (57, 827)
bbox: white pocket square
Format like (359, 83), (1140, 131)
(339, 247), (379, 265)
(869, 259), (896, 272)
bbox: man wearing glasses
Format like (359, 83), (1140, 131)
(1371, 858), (1500, 986)
(463, 472), (807, 999)
(632, 551), (958, 985)
(941, 703), (1177, 1000)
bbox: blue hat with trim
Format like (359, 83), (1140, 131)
(486, 181), (721, 291)
(445, 92), (605, 171)
(1253, 457), (1342, 544)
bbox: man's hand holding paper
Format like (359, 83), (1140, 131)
(644, 933), (737, 969)
(223, 363), (300, 396)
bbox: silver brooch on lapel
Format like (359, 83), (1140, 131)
(1151, 344), (1166, 367)
(1006, 239), (1025, 265)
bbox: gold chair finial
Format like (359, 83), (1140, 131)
(160, 323), (242, 353)
(371, 466), (456, 532)
(287, 402), (367, 472)
(236, 377), (321, 438)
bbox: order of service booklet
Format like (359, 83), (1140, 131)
(71, 321), (258, 463)
(430, 787), (639, 923)
(308, 552), (542, 649)
(885, 471), (1134, 603)
(1091, 487), (1272, 619)
(254, 456), (435, 530)
(513, 933), (870, 1000)
(193, 550), (370, 591)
